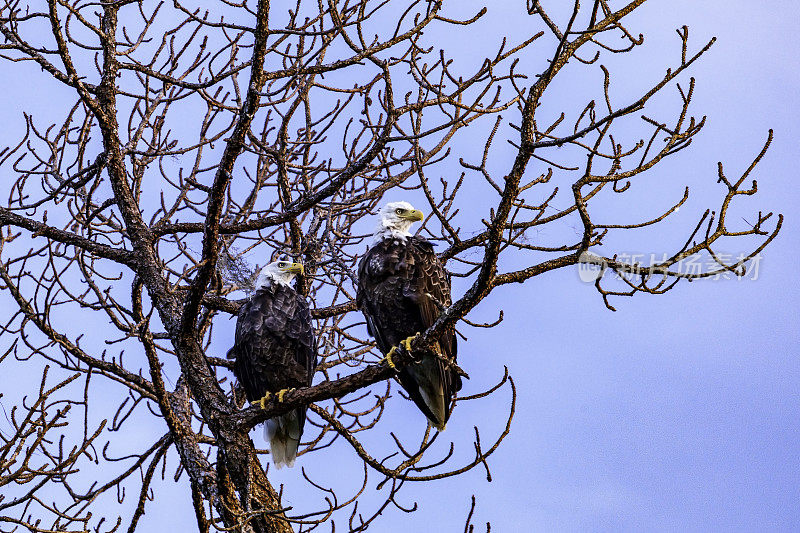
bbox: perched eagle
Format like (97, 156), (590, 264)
(227, 258), (317, 467)
(357, 201), (462, 430)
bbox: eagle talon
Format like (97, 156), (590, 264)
(383, 346), (398, 370)
(252, 392), (272, 410)
(400, 333), (420, 354)
(276, 388), (295, 402)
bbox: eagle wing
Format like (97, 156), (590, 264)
(406, 237), (457, 365)
(405, 237), (461, 421)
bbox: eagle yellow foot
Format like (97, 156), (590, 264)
(400, 332), (420, 353)
(382, 346), (399, 370)
(276, 388), (296, 402)
(383, 333), (421, 370)
(252, 392), (272, 410)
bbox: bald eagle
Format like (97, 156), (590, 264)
(227, 259), (317, 467)
(357, 201), (462, 430)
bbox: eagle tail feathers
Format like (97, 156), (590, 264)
(408, 353), (449, 431)
(264, 410), (302, 468)
(418, 384), (447, 431)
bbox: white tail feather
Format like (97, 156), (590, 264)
(264, 411), (301, 468)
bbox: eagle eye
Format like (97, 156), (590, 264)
(395, 208), (404, 214)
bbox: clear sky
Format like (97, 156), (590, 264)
(1, 1), (798, 531)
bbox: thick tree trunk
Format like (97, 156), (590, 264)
(88, 2), (293, 530)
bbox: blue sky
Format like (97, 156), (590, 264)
(1, 1), (798, 531)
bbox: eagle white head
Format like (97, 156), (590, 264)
(255, 257), (304, 289)
(373, 201), (425, 241)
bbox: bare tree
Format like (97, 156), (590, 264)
(0, 1), (780, 532)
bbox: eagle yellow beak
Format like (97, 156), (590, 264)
(400, 209), (424, 222)
(285, 262), (304, 275)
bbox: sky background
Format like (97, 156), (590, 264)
(1, 1), (799, 532)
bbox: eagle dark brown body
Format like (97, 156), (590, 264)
(357, 236), (461, 429)
(228, 280), (317, 466)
